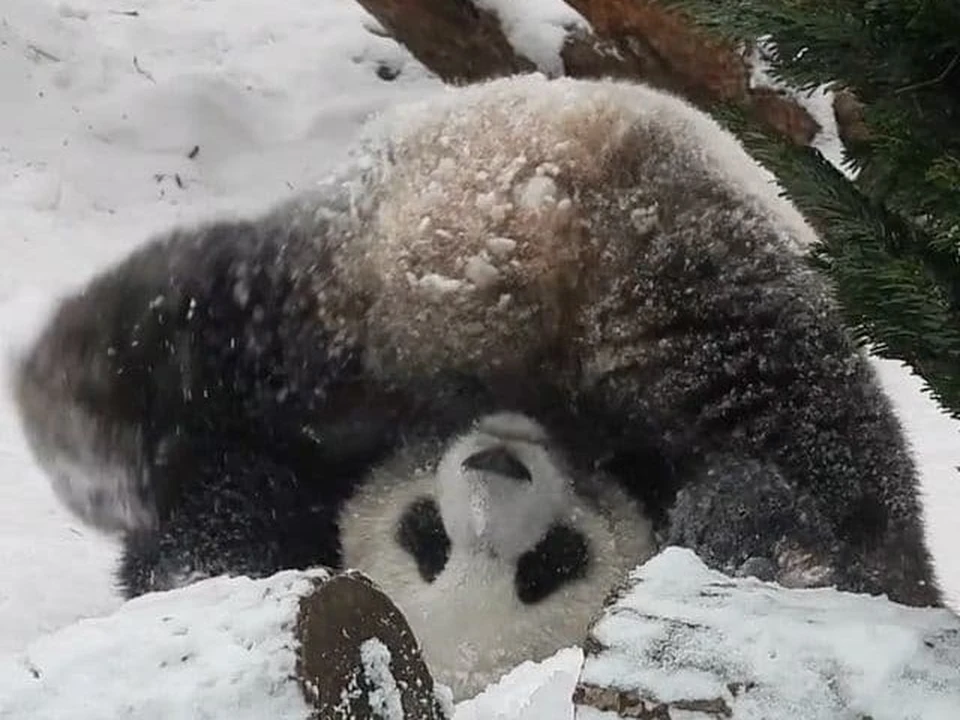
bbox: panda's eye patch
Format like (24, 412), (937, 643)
(395, 496), (450, 582)
(515, 524), (589, 604)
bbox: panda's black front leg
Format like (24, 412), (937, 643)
(666, 454), (839, 588)
(117, 439), (349, 597)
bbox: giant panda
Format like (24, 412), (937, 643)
(12, 74), (941, 621)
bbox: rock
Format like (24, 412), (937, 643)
(564, 0), (749, 102)
(748, 87), (820, 145)
(574, 548), (960, 720)
(353, 0), (534, 82)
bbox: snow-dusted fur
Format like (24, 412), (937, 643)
(344, 75), (940, 606)
(11, 201), (413, 596)
(12, 75), (940, 607)
(340, 412), (653, 700)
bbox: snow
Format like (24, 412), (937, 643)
(359, 638), (405, 720)
(746, 38), (856, 179)
(0, 1), (959, 717)
(580, 548), (960, 720)
(453, 647), (583, 720)
(471, 0), (588, 77)
(0, 570), (325, 720)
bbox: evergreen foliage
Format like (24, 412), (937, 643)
(669, 0), (960, 419)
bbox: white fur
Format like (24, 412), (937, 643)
(436, 412), (567, 561)
(339, 413), (655, 700)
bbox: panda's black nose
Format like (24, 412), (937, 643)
(461, 445), (532, 482)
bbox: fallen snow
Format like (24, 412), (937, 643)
(453, 647), (584, 720)
(471, 0), (588, 76)
(0, 570), (325, 720)
(580, 548), (960, 720)
(360, 637), (405, 720)
(746, 38), (855, 179)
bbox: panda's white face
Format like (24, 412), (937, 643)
(338, 412), (655, 700)
(435, 412), (570, 563)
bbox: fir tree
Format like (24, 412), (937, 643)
(668, 0), (960, 419)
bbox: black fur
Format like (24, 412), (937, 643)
(344, 76), (943, 607)
(515, 524), (590, 604)
(13, 209), (575, 597)
(395, 496), (450, 583)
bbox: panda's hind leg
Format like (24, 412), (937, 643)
(666, 454), (840, 587)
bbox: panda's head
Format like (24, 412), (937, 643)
(339, 411), (655, 699)
(391, 412), (595, 604)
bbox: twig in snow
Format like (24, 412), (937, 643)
(26, 44), (61, 63)
(132, 55), (155, 82)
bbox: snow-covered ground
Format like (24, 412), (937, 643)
(1, 0), (958, 715)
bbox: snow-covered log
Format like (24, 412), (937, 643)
(0, 569), (450, 720)
(573, 548), (960, 719)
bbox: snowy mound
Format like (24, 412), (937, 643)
(0, 560), (582, 720)
(0, 570), (323, 720)
(576, 548), (960, 719)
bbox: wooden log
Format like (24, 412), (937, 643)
(573, 548), (960, 719)
(0, 569), (449, 720)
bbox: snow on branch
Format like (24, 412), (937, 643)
(574, 548), (960, 719)
(1, 569), (449, 720)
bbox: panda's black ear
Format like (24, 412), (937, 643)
(515, 524), (589, 604)
(395, 496), (451, 582)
